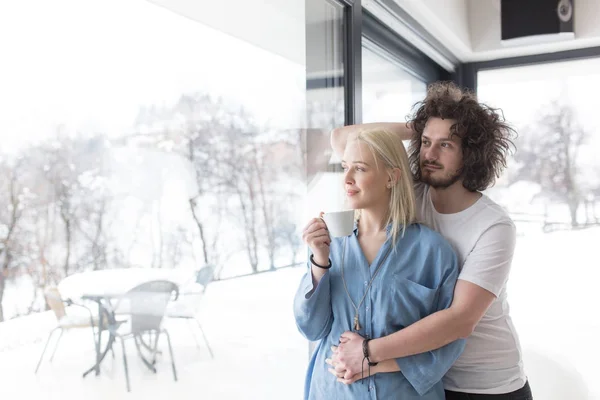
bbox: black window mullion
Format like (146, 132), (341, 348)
(361, 11), (445, 86)
(340, 0), (362, 126)
(344, 0), (362, 125)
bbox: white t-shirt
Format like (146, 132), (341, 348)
(414, 183), (527, 395)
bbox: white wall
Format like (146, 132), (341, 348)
(390, 0), (600, 63)
(391, 0), (472, 58)
(468, 0), (600, 61)
(420, 0), (470, 45)
(147, 0), (600, 68)
(146, 0), (306, 66)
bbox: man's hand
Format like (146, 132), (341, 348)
(335, 331), (367, 380)
(326, 345), (345, 380)
(328, 343), (397, 385)
(326, 357), (368, 385)
(326, 344), (369, 385)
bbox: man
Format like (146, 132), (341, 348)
(329, 82), (533, 399)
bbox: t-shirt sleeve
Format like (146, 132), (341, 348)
(458, 222), (517, 297)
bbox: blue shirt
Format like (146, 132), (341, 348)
(294, 223), (465, 399)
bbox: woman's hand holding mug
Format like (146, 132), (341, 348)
(302, 212), (330, 266)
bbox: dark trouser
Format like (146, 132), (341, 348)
(445, 381), (533, 400)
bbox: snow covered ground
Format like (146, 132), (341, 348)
(1, 227), (599, 399)
(0, 267), (308, 400)
(508, 225), (600, 400)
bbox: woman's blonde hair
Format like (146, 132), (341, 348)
(352, 128), (417, 245)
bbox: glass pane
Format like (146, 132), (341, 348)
(478, 60), (600, 400)
(0, 0), (311, 397)
(362, 43), (427, 124)
(305, 0), (347, 215)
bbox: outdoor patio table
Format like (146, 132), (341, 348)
(59, 268), (181, 378)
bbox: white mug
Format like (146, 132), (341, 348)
(322, 210), (355, 237)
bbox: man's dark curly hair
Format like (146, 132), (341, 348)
(407, 81), (516, 192)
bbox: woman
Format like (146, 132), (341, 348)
(294, 128), (465, 399)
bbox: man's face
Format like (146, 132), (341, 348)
(419, 117), (464, 189)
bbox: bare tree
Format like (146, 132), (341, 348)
(163, 225), (192, 269)
(3, 150), (62, 316)
(16, 143), (69, 312)
(17, 134), (111, 309)
(174, 96), (265, 273)
(76, 177), (112, 271)
(275, 216), (302, 266)
(185, 124), (214, 265)
(38, 136), (85, 277)
(70, 136), (115, 271)
(143, 93), (228, 267)
(254, 137), (305, 270)
(201, 188), (236, 279)
(248, 145), (276, 270)
(234, 165), (261, 273)
(133, 93), (307, 275)
(124, 207), (147, 267)
(209, 116), (263, 273)
(0, 157), (27, 322)
(514, 102), (588, 227)
(28, 205), (55, 313)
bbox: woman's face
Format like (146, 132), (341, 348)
(341, 140), (391, 211)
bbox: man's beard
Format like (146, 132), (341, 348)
(420, 163), (462, 189)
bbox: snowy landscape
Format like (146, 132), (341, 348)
(0, 225), (599, 399)
(1, 0), (600, 399)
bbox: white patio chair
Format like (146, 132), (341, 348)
(165, 265), (214, 358)
(108, 280), (179, 392)
(35, 287), (99, 373)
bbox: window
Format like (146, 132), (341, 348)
(305, 0), (350, 215)
(478, 59), (600, 400)
(362, 42), (427, 123)
(0, 0), (459, 397)
(360, 12), (446, 125)
(0, 0), (325, 397)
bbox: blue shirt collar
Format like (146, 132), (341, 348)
(352, 220), (393, 236)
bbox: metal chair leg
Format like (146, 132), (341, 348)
(133, 334), (157, 373)
(97, 324), (115, 359)
(151, 330), (161, 366)
(48, 329), (65, 363)
(194, 318), (214, 358)
(120, 338), (131, 392)
(137, 331), (162, 357)
(162, 329), (177, 382)
(186, 319), (202, 350)
(35, 328), (59, 373)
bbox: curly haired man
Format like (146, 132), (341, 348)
(328, 82), (533, 399)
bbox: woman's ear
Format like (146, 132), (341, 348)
(388, 168), (402, 186)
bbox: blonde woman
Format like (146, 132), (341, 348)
(294, 129), (464, 399)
